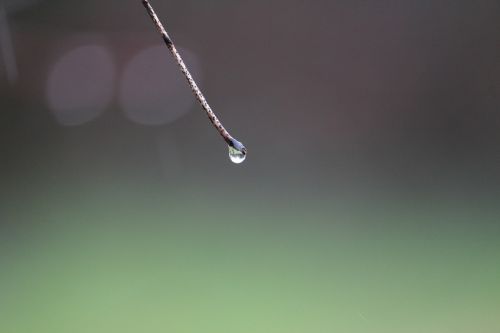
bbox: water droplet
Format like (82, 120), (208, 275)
(228, 145), (246, 164)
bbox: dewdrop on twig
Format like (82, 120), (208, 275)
(141, 0), (247, 164)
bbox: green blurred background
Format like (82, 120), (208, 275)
(1, 0), (500, 332)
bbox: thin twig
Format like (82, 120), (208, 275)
(141, 0), (246, 155)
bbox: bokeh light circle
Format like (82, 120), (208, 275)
(46, 44), (115, 126)
(119, 45), (202, 126)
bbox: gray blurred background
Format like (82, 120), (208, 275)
(1, 0), (500, 332)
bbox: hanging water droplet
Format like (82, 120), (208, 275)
(228, 145), (246, 164)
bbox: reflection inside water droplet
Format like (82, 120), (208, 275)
(228, 145), (246, 164)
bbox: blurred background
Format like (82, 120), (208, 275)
(1, 0), (500, 332)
